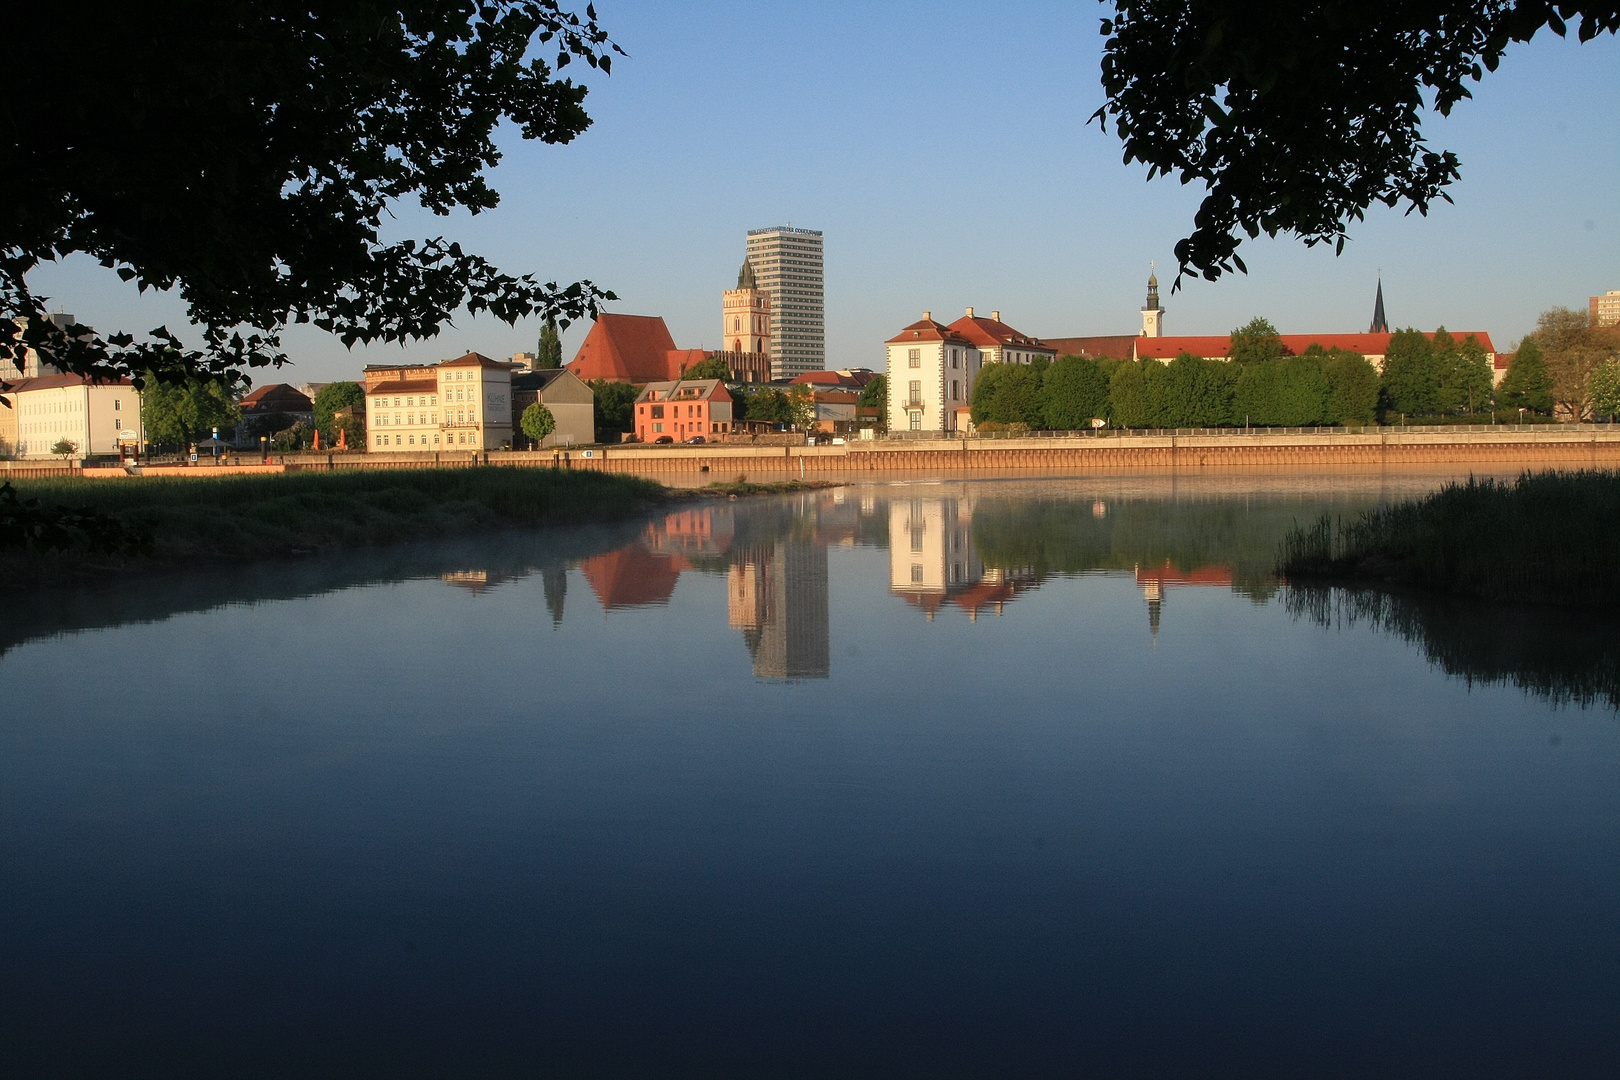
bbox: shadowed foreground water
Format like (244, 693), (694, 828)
(3, 474), (1617, 1079)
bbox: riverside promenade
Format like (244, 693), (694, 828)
(9, 427), (1620, 481)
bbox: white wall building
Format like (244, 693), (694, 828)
(0, 374), (141, 459)
(884, 313), (981, 434)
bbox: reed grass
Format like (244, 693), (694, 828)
(5, 467), (665, 568)
(1279, 470), (1620, 605)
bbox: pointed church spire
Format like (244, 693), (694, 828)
(737, 258), (757, 290)
(1368, 278), (1389, 333)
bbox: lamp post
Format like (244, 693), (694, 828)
(1518, 408), (1525, 429)
(260, 435), (267, 463)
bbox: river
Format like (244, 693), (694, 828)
(3, 472), (1617, 1078)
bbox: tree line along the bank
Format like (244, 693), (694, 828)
(972, 312), (1620, 431)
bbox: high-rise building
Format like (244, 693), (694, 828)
(1592, 290), (1620, 328)
(745, 226), (824, 379)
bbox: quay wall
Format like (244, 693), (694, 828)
(535, 430), (1620, 479)
(14, 429), (1620, 480)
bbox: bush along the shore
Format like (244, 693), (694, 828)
(1278, 470), (1620, 605)
(0, 482), (152, 557)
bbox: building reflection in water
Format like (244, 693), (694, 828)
(1135, 561), (1233, 641)
(730, 541), (830, 680)
(889, 496), (1038, 620)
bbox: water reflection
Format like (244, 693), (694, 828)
(9, 474), (1616, 705)
(1288, 584), (1620, 710)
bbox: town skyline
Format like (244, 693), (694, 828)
(18, 2), (1617, 383)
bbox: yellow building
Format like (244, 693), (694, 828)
(364, 351), (515, 452)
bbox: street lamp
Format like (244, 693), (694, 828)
(1518, 408), (1525, 428)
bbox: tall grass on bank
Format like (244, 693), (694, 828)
(1280, 470), (1620, 605)
(4, 468), (665, 569)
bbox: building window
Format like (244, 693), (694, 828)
(911, 564), (923, 583)
(653, 423), (663, 433)
(651, 405), (664, 419)
(908, 379), (921, 405)
(909, 413), (921, 431)
(908, 348), (920, 368)
(114, 399), (120, 411)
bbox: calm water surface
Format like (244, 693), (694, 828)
(3, 473), (1618, 1079)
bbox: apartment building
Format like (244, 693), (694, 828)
(745, 226), (825, 379)
(366, 352), (513, 451)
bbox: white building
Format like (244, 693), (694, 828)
(0, 374), (142, 459)
(884, 312), (982, 434)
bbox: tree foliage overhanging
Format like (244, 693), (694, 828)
(1, 1), (623, 391)
(1095, 2), (1619, 285)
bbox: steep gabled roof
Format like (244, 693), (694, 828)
(567, 314), (682, 383)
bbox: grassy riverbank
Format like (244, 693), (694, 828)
(3, 468), (667, 577)
(1279, 470), (1620, 605)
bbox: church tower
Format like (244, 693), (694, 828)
(722, 258), (772, 355)
(1368, 278), (1389, 333)
(1140, 264), (1164, 337)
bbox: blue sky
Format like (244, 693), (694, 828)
(28, 1), (1620, 383)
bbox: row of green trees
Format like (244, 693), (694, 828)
(972, 321), (1509, 431)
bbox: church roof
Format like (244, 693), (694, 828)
(737, 258), (757, 290)
(567, 314), (682, 383)
(1369, 280), (1389, 333)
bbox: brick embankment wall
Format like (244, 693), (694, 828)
(22, 430), (1620, 480)
(556, 430), (1620, 479)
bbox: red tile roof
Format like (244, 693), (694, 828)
(946, 314), (1054, 352)
(4, 373), (133, 392)
(366, 379), (438, 395)
(1042, 336), (1141, 360)
(567, 314), (682, 383)
(438, 351), (506, 369)
(1133, 331), (1498, 361)
(886, 318), (973, 346)
(240, 383), (313, 411)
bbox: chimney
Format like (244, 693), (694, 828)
(965, 306), (974, 318)
(922, 310), (931, 322)
(991, 311), (1001, 322)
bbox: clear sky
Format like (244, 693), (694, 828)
(28, 1), (1620, 384)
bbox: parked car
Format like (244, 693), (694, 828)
(685, 435), (706, 445)
(653, 435), (674, 444)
